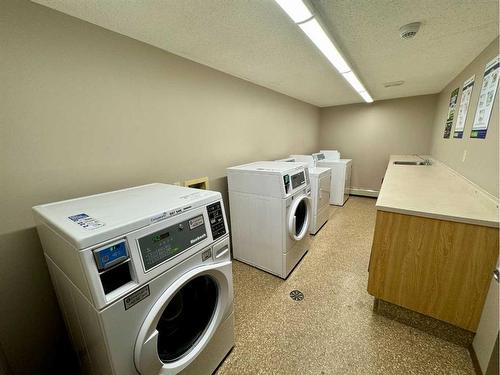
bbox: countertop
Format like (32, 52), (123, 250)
(376, 155), (499, 228)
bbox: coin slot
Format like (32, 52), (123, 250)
(100, 261), (132, 294)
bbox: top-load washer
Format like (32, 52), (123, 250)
(227, 161), (312, 278)
(32, 183), (234, 375)
(287, 155), (331, 234)
(316, 150), (352, 206)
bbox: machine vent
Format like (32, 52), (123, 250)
(383, 80), (405, 88)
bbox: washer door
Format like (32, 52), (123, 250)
(135, 261), (232, 375)
(287, 194), (311, 241)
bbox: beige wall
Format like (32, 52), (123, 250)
(0, 1), (319, 373)
(319, 95), (437, 192)
(431, 38), (499, 197)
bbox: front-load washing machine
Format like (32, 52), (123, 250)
(289, 155), (331, 234)
(227, 161), (312, 278)
(317, 151), (352, 206)
(32, 183), (234, 375)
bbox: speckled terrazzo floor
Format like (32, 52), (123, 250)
(216, 197), (475, 375)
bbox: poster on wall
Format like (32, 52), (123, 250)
(471, 55), (500, 139)
(453, 75), (475, 138)
(443, 87), (459, 138)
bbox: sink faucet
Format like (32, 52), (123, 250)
(414, 154), (432, 165)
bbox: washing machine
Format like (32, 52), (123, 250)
(275, 157), (310, 185)
(316, 150), (352, 206)
(32, 183), (234, 375)
(285, 156), (331, 235)
(227, 161), (312, 279)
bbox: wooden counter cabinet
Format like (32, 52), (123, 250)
(367, 210), (499, 332)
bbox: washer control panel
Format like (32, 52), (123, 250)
(283, 174), (291, 194)
(313, 152), (325, 161)
(207, 201), (226, 240)
(137, 214), (207, 271)
(291, 171), (306, 189)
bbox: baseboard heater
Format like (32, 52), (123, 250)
(349, 188), (379, 198)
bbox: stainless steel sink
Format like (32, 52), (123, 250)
(393, 160), (431, 166)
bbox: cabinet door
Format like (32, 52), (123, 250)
(368, 211), (499, 331)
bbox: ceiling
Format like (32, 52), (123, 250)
(33, 0), (499, 107)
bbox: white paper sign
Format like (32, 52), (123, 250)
(68, 213), (105, 230)
(471, 55), (499, 139)
(454, 75), (475, 138)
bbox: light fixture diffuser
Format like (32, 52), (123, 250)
(342, 71), (366, 92)
(274, 0), (312, 23)
(299, 18), (350, 74)
(274, 0), (374, 103)
(358, 91), (374, 103)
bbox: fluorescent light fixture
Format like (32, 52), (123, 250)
(274, 0), (312, 23)
(298, 18), (350, 74)
(342, 71), (365, 92)
(274, 0), (374, 103)
(358, 91), (374, 103)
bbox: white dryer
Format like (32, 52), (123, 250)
(32, 183), (234, 375)
(287, 155), (331, 235)
(316, 150), (352, 206)
(227, 161), (312, 278)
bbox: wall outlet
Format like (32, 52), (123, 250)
(462, 150), (467, 162)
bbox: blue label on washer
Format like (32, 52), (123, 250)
(68, 213), (89, 221)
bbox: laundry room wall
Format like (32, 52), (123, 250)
(319, 95), (438, 194)
(430, 37), (499, 198)
(0, 1), (319, 373)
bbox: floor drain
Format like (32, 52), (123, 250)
(289, 290), (304, 301)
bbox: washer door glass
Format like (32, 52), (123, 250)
(156, 275), (218, 363)
(294, 199), (307, 235)
(288, 194), (311, 241)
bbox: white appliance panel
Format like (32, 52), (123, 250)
(317, 159), (352, 206)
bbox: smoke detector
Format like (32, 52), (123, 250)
(399, 22), (421, 40)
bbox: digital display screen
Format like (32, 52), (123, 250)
(94, 241), (128, 271)
(138, 215), (207, 271)
(291, 172), (305, 189)
(152, 232), (169, 243)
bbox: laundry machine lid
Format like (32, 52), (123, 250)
(289, 155), (315, 168)
(320, 150), (341, 160)
(227, 161), (306, 175)
(32, 183), (221, 249)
